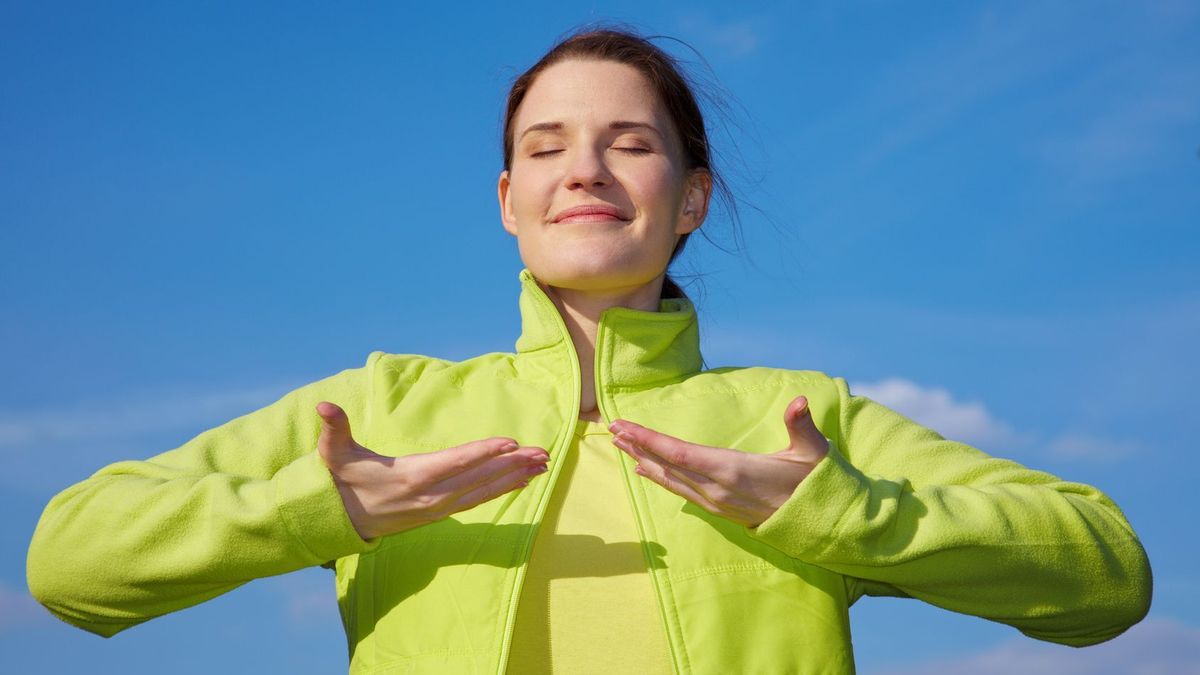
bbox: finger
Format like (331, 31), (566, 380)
(411, 437), (526, 479)
(608, 420), (729, 477)
(612, 431), (714, 489)
(315, 401), (357, 462)
(783, 396), (830, 457)
(433, 446), (549, 496)
(449, 460), (548, 512)
(612, 432), (761, 517)
(626, 454), (761, 524)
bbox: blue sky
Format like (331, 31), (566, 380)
(2, 1), (1198, 672)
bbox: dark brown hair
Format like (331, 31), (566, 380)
(502, 27), (735, 301)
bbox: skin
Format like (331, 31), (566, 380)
(315, 58), (829, 541)
(498, 58), (709, 421)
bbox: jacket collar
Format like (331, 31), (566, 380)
(513, 269), (702, 389)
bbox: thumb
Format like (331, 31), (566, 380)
(783, 396), (828, 455)
(316, 401), (359, 463)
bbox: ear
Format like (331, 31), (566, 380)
(498, 169), (518, 236)
(676, 169), (712, 235)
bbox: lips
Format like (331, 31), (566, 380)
(552, 204), (630, 223)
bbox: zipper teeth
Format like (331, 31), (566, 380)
(495, 283), (582, 675)
(598, 317), (685, 674)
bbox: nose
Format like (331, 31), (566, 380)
(563, 147), (613, 189)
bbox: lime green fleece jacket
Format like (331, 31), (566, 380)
(27, 269), (1151, 674)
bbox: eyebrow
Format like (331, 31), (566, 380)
(518, 120), (663, 142)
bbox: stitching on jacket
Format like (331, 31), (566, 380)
(667, 562), (784, 583)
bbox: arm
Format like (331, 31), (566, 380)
(749, 377), (1152, 646)
(25, 356), (383, 637)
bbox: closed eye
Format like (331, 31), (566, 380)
(530, 149), (563, 158)
(614, 147), (652, 155)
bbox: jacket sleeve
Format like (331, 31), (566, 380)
(25, 354), (384, 637)
(749, 376), (1152, 647)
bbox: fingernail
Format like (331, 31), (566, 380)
(501, 441), (518, 452)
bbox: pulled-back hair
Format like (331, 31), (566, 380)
(502, 27), (734, 301)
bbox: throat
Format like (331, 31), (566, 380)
(578, 407), (603, 423)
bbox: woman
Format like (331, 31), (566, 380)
(27, 28), (1151, 674)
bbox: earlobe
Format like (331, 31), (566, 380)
(497, 170), (518, 236)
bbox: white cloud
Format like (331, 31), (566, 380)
(868, 616), (1200, 675)
(0, 381), (303, 449)
(849, 377), (1016, 447)
(850, 377), (1143, 463)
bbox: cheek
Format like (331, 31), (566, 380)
(628, 164), (684, 214)
(507, 162), (556, 202)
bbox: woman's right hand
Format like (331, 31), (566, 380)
(314, 401), (550, 540)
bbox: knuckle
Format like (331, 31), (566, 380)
(671, 445), (689, 465)
(707, 486), (733, 505)
(452, 453), (473, 473)
(413, 492), (443, 512)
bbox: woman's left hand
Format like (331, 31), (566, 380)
(609, 395), (830, 528)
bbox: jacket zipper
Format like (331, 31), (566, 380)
(494, 287), (583, 675)
(593, 315), (684, 675)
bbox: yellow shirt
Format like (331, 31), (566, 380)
(506, 419), (673, 674)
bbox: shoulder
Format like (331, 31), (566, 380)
(620, 365), (848, 424)
(673, 365), (845, 401)
(367, 349), (520, 391)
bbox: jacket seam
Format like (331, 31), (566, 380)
(668, 562), (782, 583)
(631, 473), (694, 674)
(273, 459), (325, 563)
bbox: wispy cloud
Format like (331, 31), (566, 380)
(0, 381), (303, 449)
(791, 4), (1077, 196)
(868, 616), (1200, 675)
(1044, 433), (1138, 462)
(1035, 66), (1200, 188)
(789, 3), (1199, 227)
(0, 582), (51, 632)
(673, 11), (764, 58)
(261, 568), (340, 630)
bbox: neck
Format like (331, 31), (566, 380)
(541, 276), (665, 421)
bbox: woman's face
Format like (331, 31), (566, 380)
(498, 58), (709, 296)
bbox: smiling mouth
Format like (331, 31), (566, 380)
(552, 204), (631, 223)
(556, 212), (628, 223)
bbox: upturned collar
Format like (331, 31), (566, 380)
(513, 269), (702, 390)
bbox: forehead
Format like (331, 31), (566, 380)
(515, 59), (669, 132)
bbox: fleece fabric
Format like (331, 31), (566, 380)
(27, 268), (1152, 675)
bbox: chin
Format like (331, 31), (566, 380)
(529, 261), (663, 294)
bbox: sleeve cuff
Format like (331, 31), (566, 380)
(272, 450), (380, 562)
(748, 444), (871, 560)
